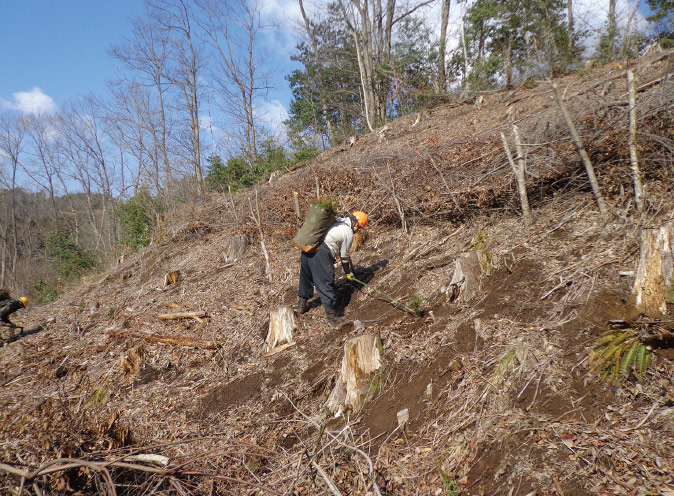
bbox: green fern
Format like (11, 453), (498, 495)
(590, 328), (653, 381)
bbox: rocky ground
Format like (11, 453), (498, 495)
(1, 53), (673, 495)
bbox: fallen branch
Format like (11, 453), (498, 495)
(157, 311), (207, 321)
(107, 330), (217, 349)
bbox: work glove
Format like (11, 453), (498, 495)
(346, 273), (355, 281)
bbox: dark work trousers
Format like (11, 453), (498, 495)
(298, 244), (336, 311)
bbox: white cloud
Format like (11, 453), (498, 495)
(0, 87), (57, 115)
(259, 0), (305, 56)
(255, 99), (289, 142)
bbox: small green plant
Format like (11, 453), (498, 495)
(438, 468), (461, 496)
(86, 387), (109, 408)
(490, 348), (518, 388)
(313, 197), (337, 215)
(590, 329), (653, 380)
(469, 230), (489, 250)
(410, 294), (424, 319)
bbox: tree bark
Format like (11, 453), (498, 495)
(567, 0), (574, 53)
(500, 128), (532, 226)
(608, 0), (617, 60)
(224, 234), (248, 263)
(437, 0), (450, 91)
(265, 306), (296, 353)
(326, 334), (383, 415)
(448, 250), (489, 302)
(633, 224), (674, 317)
(627, 70), (644, 211)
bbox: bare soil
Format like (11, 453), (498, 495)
(1, 53), (673, 495)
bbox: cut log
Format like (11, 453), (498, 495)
(633, 223), (674, 317)
(224, 234), (248, 263)
(326, 334), (383, 415)
(264, 306), (296, 353)
(448, 250), (490, 302)
(157, 311), (206, 320)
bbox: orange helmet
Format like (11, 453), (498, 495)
(352, 211), (368, 228)
(19, 297), (29, 307)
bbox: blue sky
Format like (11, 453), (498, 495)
(0, 1), (145, 107)
(0, 0), (299, 129)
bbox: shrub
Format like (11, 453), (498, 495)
(46, 231), (98, 279)
(34, 279), (59, 303)
(116, 190), (160, 251)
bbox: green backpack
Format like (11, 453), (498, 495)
(292, 201), (336, 253)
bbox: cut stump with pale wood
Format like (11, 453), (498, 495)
(326, 334), (383, 416)
(264, 306), (296, 353)
(224, 234), (248, 263)
(448, 250), (490, 302)
(633, 223), (674, 317)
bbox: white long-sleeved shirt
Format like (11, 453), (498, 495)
(323, 217), (354, 264)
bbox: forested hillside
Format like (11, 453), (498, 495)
(1, 0), (674, 494)
(1, 48), (673, 495)
(2, 0), (672, 301)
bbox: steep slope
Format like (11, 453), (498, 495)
(1, 54), (673, 495)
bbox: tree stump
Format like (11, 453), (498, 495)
(448, 250), (490, 302)
(264, 306), (296, 353)
(633, 223), (674, 317)
(326, 334), (383, 415)
(350, 231), (365, 253)
(224, 234), (247, 263)
(164, 271), (181, 287)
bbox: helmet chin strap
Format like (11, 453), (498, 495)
(348, 214), (358, 231)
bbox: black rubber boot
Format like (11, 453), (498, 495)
(325, 307), (339, 324)
(297, 297), (308, 314)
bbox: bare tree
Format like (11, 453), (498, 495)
(54, 98), (119, 258)
(110, 14), (173, 195)
(106, 81), (159, 196)
(149, 0), (205, 194)
(298, 0), (334, 146)
(337, 0), (435, 131)
(23, 114), (60, 213)
(437, 0), (450, 92)
(567, 0), (574, 53)
(0, 114), (26, 289)
(197, 0), (270, 163)
(608, 0), (617, 59)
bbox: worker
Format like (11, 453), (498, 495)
(297, 211), (368, 324)
(0, 290), (29, 336)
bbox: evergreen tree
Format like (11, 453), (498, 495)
(647, 0), (674, 41)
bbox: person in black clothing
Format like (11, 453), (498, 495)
(0, 290), (29, 335)
(297, 211), (368, 323)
